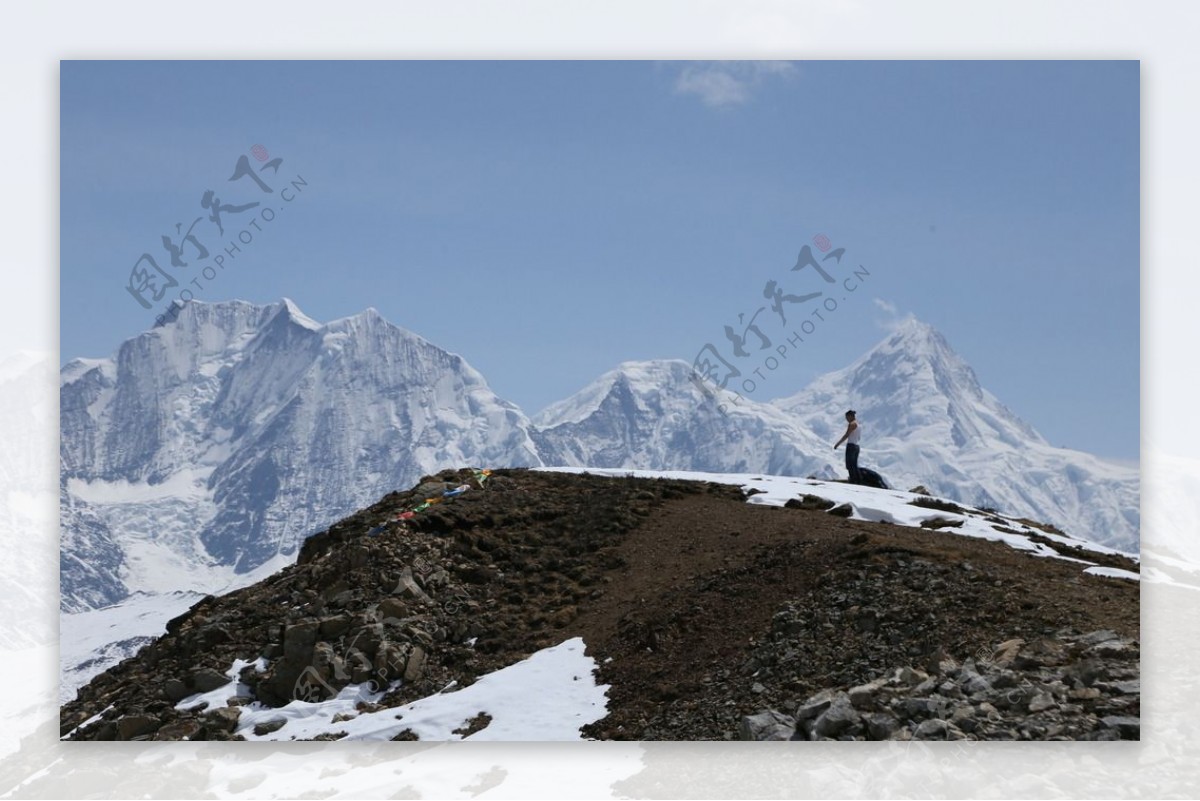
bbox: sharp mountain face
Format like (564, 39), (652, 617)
(534, 359), (837, 478)
(773, 318), (1044, 449)
(60, 299), (547, 611)
(771, 318), (1139, 552)
(59, 489), (126, 614)
(60, 303), (1138, 620)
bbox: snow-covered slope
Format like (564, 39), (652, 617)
(60, 298), (548, 612)
(58, 590), (205, 703)
(535, 359), (836, 478)
(771, 318), (1139, 552)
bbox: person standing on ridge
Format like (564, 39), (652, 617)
(833, 409), (862, 484)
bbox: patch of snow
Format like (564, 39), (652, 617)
(176, 658), (267, 712)
(239, 637), (608, 741)
(1084, 566), (1141, 581)
(66, 469), (213, 505)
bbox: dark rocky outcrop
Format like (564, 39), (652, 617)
(742, 630), (1140, 741)
(61, 467), (1138, 742)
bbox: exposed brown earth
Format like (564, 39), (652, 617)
(60, 467), (1138, 741)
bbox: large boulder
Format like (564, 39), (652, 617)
(191, 667), (229, 693)
(116, 714), (160, 740)
(812, 694), (860, 739)
(738, 710), (797, 741)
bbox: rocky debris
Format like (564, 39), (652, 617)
(253, 718), (287, 736)
(1100, 715), (1140, 738)
(190, 667), (228, 693)
(115, 714), (159, 741)
(62, 467), (737, 741)
(743, 630), (1140, 741)
(582, 482), (1136, 742)
(204, 707), (242, 734)
(62, 467), (1138, 743)
(738, 710), (796, 741)
(811, 693), (860, 738)
(395, 566), (433, 603)
(154, 719), (201, 740)
(451, 712), (494, 738)
(909, 496), (966, 514)
(920, 516), (964, 529)
(162, 678), (190, 702)
(784, 495), (835, 511)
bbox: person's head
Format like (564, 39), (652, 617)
(845, 409), (857, 421)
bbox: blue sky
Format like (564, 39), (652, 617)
(61, 60), (1139, 460)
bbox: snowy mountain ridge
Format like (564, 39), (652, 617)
(534, 359), (836, 477)
(60, 298), (546, 612)
(60, 299), (1138, 620)
(769, 317), (1138, 553)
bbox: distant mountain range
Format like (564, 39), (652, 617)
(60, 299), (1139, 615)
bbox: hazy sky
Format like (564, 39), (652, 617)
(61, 60), (1138, 459)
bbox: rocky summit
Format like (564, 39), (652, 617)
(60, 468), (1138, 741)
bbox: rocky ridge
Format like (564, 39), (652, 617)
(60, 468), (1139, 741)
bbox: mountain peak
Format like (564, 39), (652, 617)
(533, 359), (697, 429)
(274, 298), (322, 331)
(774, 316), (1045, 451)
(851, 317), (974, 387)
(874, 317), (956, 361)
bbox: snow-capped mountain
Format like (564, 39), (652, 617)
(60, 299), (548, 612)
(61, 305), (1139, 616)
(59, 489), (126, 614)
(534, 360), (837, 477)
(771, 318), (1139, 552)
(59, 301), (1139, 700)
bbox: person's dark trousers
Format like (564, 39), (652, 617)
(845, 443), (861, 484)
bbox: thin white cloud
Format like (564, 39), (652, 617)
(873, 298), (897, 316)
(673, 61), (797, 108)
(872, 298), (911, 331)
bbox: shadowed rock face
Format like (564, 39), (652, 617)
(60, 299), (549, 610)
(61, 468), (1138, 742)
